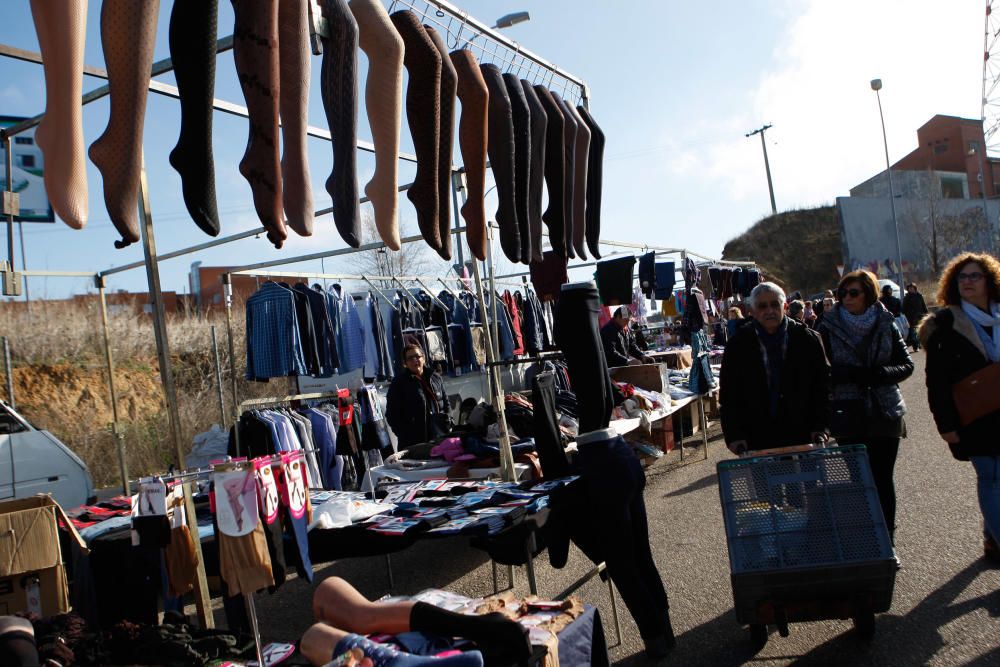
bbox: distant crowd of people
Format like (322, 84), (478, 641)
(719, 252), (1000, 566)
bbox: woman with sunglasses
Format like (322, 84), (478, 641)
(817, 270), (914, 546)
(919, 252), (1000, 564)
(385, 343), (452, 448)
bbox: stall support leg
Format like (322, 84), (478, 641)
(699, 396), (709, 461)
(137, 159), (213, 629)
(245, 592), (265, 667)
(211, 325), (227, 429)
(385, 553), (395, 594)
(98, 278), (129, 495)
(491, 560), (499, 595)
(2, 336), (13, 408)
(607, 577), (622, 647)
(678, 406), (686, 462)
(524, 549), (537, 596)
(224, 274), (240, 452)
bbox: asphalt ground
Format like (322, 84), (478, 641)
(205, 351), (999, 665)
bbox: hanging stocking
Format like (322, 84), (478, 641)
(449, 50), (489, 262)
(532, 86), (566, 258)
(503, 73), (532, 264)
(480, 63), (520, 263)
(424, 25), (456, 261)
(278, 0), (315, 237)
(520, 81), (547, 264)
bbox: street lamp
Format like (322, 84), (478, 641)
(870, 78), (905, 289)
(492, 11), (530, 29)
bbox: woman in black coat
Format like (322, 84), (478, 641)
(385, 343), (451, 448)
(919, 252), (1000, 564)
(817, 270), (913, 544)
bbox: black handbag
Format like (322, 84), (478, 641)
(830, 398), (866, 437)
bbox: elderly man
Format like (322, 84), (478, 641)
(601, 306), (653, 366)
(720, 282), (831, 453)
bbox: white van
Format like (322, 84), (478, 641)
(0, 400), (95, 509)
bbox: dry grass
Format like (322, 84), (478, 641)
(0, 299), (291, 489)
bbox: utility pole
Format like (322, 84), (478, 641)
(746, 124), (777, 215)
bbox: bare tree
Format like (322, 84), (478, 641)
(346, 211), (435, 287)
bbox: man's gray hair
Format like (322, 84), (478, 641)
(750, 282), (786, 306)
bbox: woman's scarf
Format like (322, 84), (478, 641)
(838, 303), (880, 345)
(960, 299), (1000, 362)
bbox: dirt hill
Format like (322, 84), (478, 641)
(722, 206), (843, 296)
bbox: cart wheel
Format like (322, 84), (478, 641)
(852, 611), (876, 640)
(749, 624), (768, 649)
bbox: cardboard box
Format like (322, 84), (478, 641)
(609, 363), (670, 393)
(0, 495), (85, 616)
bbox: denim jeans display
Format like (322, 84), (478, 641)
(554, 281), (613, 433)
(970, 456), (1000, 543)
(576, 429), (671, 641)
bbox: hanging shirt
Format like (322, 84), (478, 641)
(329, 285), (366, 373)
(245, 283), (308, 380)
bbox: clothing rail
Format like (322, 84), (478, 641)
(487, 353), (564, 368)
(235, 391), (344, 457)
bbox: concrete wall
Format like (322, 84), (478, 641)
(836, 196), (1000, 277)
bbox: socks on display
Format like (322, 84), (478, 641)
(351, 0), (404, 250)
(449, 49), (489, 262)
(576, 105), (604, 259)
(334, 634), (483, 666)
(409, 602), (531, 665)
(566, 102), (590, 260)
(533, 86), (566, 258)
(520, 81), (547, 264)
(28, 0), (89, 230)
(321, 0), (362, 247)
(278, 0), (315, 237)
(552, 95), (578, 260)
(89, 0), (160, 249)
(424, 25), (456, 261)
(167, 0), (221, 238)
(231, 0), (286, 248)
(390, 10), (443, 252)
(503, 73), (532, 264)
(480, 63), (520, 263)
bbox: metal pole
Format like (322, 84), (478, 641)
(223, 274), (240, 441)
(211, 325), (227, 429)
(18, 222), (29, 309)
(875, 88), (905, 288)
(2, 336), (13, 408)
(98, 277), (129, 495)
(745, 125), (777, 216)
(452, 170), (465, 269)
(136, 157), (214, 629)
(3, 135), (14, 271)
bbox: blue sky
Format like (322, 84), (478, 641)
(0, 0), (986, 300)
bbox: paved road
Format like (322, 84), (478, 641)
(239, 352), (999, 665)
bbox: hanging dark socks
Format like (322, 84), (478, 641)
(533, 86), (566, 258)
(552, 95), (578, 260)
(391, 10), (442, 252)
(409, 601), (531, 665)
(566, 102), (590, 259)
(424, 25), (456, 261)
(168, 0), (221, 237)
(503, 73), (532, 264)
(321, 0), (362, 247)
(449, 49), (489, 262)
(480, 64), (520, 263)
(521, 81), (547, 264)
(577, 105), (604, 259)
(335, 634), (483, 666)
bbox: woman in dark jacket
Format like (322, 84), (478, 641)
(385, 343), (451, 448)
(919, 252), (1000, 563)
(817, 270), (914, 543)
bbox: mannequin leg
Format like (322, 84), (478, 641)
(480, 64), (520, 263)
(577, 105), (604, 259)
(424, 26), (456, 261)
(88, 0), (160, 249)
(566, 102), (590, 259)
(553, 95), (577, 260)
(167, 0), (221, 237)
(278, 0), (315, 237)
(503, 73), (532, 264)
(533, 86), (565, 258)
(390, 10), (442, 252)
(350, 0), (403, 250)
(449, 50), (488, 262)
(29, 0), (89, 230)
(313, 576), (414, 635)
(231, 0), (286, 248)
(521, 81), (547, 264)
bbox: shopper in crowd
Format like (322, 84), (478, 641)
(919, 252), (1000, 564)
(787, 299), (806, 324)
(880, 284), (903, 317)
(803, 300), (817, 328)
(720, 282), (830, 453)
(902, 283), (930, 351)
(726, 306), (744, 340)
(385, 343), (452, 448)
(818, 270), (913, 545)
(601, 306), (653, 366)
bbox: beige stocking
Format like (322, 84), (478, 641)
(350, 0), (403, 250)
(278, 0), (314, 237)
(29, 0), (89, 230)
(88, 0), (160, 248)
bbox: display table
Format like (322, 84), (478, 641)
(609, 393), (709, 461)
(362, 462), (532, 491)
(647, 347), (693, 368)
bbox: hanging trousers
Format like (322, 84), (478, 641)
(576, 430), (670, 641)
(554, 281), (613, 434)
(531, 372), (571, 478)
